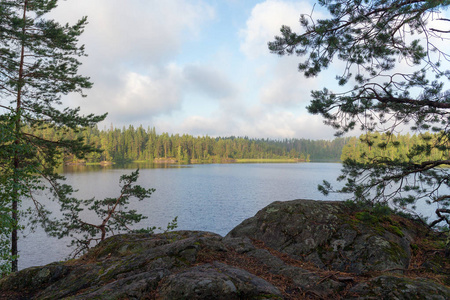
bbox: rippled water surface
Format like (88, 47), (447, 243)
(17, 162), (439, 270)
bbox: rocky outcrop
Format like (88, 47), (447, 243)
(227, 199), (416, 275)
(0, 232), (284, 299)
(1, 199), (449, 299)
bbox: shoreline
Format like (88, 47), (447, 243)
(67, 158), (318, 166)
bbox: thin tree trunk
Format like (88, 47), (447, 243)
(11, 173), (18, 272)
(11, 0), (28, 273)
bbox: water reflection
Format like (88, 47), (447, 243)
(19, 162), (446, 271)
(61, 162), (191, 173)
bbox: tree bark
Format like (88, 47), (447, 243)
(11, 0), (28, 273)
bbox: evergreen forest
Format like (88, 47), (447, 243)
(25, 125), (349, 164)
(24, 124), (450, 165)
(341, 132), (450, 164)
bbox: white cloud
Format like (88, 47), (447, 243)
(77, 64), (185, 125)
(157, 103), (337, 140)
(237, 1), (322, 111)
(240, 0), (310, 59)
(47, 1), (341, 140)
(259, 56), (319, 107)
(52, 0), (215, 66)
(242, 108), (336, 139)
(79, 60), (242, 127)
(183, 65), (238, 100)
(116, 68), (184, 118)
(48, 0), (216, 125)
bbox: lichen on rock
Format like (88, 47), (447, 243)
(228, 199), (417, 275)
(0, 199), (449, 299)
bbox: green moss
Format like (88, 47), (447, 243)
(435, 239), (447, 249)
(119, 243), (145, 256)
(353, 212), (409, 237)
(358, 215), (385, 235)
(93, 239), (123, 258)
(99, 260), (129, 281)
(423, 237), (445, 249)
(343, 200), (361, 211)
(337, 213), (361, 232)
(385, 241), (408, 263)
(64, 258), (77, 264)
(172, 255), (191, 267)
(355, 212), (378, 224)
(373, 225), (386, 235)
(265, 207), (280, 214)
(387, 225), (404, 237)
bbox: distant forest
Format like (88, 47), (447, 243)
(24, 125), (448, 164)
(26, 125), (349, 163)
(341, 132), (450, 163)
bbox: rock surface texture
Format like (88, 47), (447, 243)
(228, 199), (413, 274)
(1, 199), (449, 299)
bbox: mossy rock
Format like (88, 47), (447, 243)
(349, 275), (450, 299)
(228, 199), (420, 274)
(1, 200), (448, 299)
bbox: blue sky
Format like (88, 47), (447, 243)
(48, 0), (339, 139)
(49, 0), (449, 140)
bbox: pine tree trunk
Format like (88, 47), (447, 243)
(11, 0), (28, 273)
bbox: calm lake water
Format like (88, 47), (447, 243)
(17, 162), (439, 270)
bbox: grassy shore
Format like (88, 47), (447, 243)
(85, 161), (115, 166)
(234, 158), (307, 163)
(80, 158), (309, 166)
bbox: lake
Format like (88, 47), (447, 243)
(16, 162), (439, 270)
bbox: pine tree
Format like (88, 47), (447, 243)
(269, 0), (450, 226)
(0, 0), (106, 273)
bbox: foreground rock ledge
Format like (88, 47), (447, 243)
(1, 199), (449, 299)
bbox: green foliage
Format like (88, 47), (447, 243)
(353, 204), (406, 236)
(0, 0), (106, 273)
(341, 132), (449, 164)
(45, 170), (155, 258)
(372, 203), (392, 218)
(165, 216), (179, 232)
(355, 203), (392, 224)
(388, 225), (405, 237)
(133, 216), (179, 235)
(270, 0), (450, 227)
(355, 211), (379, 224)
(0, 210), (14, 277)
(0, 1), (165, 275)
(26, 125), (350, 163)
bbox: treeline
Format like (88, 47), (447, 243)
(26, 125), (348, 163)
(27, 125), (449, 164)
(341, 132), (450, 163)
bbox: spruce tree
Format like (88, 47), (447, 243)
(269, 0), (450, 226)
(0, 0), (106, 273)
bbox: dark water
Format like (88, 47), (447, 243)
(16, 162), (439, 270)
